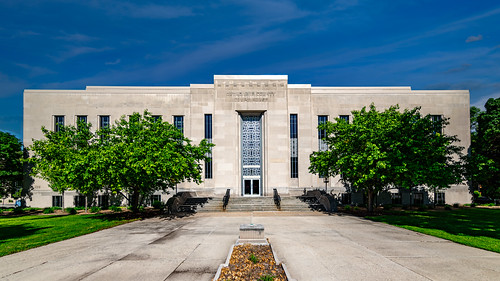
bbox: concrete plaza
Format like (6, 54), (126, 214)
(1, 211), (499, 280)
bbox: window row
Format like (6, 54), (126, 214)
(53, 115), (185, 132)
(53, 194), (164, 208)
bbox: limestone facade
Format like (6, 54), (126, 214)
(23, 75), (471, 207)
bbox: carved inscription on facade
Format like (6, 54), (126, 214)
(226, 91), (275, 102)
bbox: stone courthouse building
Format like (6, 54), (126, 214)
(24, 75), (471, 207)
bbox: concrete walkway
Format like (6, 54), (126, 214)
(1, 211), (499, 280)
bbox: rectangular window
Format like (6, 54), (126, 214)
(341, 193), (351, 205)
(413, 193), (424, 205)
(77, 115), (87, 123)
(174, 116), (184, 134)
(152, 115), (161, 122)
(339, 115), (349, 123)
(436, 192), (445, 205)
(54, 116), (64, 132)
(204, 114), (213, 179)
(76, 116), (87, 130)
(430, 115), (442, 134)
(99, 115), (110, 129)
(290, 114), (298, 178)
(318, 115), (328, 151)
(151, 194), (161, 204)
(74, 195), (86, 207)
(97, 195), (109, 208)
(52, 195), (62, 207)
(391, 193), (402, 205)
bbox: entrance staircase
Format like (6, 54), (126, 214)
(197, 196), (311, 212)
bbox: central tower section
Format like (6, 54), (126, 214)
(213, 75), (289, 196)
(241, 114), (262, 196)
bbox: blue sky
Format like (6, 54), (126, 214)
(1, 0), (499, 139)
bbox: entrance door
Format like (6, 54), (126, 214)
(241, 114), (262, 196)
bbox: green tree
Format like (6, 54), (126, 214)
(102, 111), (213, 211)
(28, 121), (99, 210)
(310, 104), (463, 212)
(465, 98), (500, 199)
(28, 110), (213, 212)
(0, 131), (24, 199)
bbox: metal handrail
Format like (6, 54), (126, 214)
(273, 188), (281, 210)
(222, 189), (230, 210)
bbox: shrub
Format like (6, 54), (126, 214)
(12, 207), (24, 214)
(139, 206), (145, 212)
(248, 253), (259, 264)
(418, 205), (428, 211)
(27, 208), (40, 212)
(0, 209), (3, 214)
(353, 206), (359, 211)
(444, 204), (452, 210)
(65, 208), (77, 215)
(453, 203), (459, 208)
(473, 190), (481, 198)
(152, 200), (164, 210)
(343, 205), (351, 211)
(74, 207), (85, 210)
(470, 203), (476, 207)
(43, 207), (54, 214)
(110, 205), (122, 212)
(90, 206), (101, 213)
(53, 207), (62, 210)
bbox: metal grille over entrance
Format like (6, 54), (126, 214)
(241, 114), (262, 196)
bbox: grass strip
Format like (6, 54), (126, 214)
(366, 208), (500, 253)
(0, 214), (135, 257)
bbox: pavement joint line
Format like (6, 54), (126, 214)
(329, 218), (433, 280)
(2, 261), (48, 279)
(162, 220), (218, 280)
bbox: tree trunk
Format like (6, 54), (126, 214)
(367, 189), (374, 213)
(131, 189), (140, 212)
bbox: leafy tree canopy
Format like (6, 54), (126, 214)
(28, 110), (213, 211)
(310, 104), (463, 212)
(465, 98), (500, 199)
(0, 131), (24, 198)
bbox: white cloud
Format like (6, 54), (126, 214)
(105, 59), (121, 65)
(55, 32), (97, 42)
(466, 34), (483, 43)
(15, 63), (55, 77)
(88, 1), (196, 19)
(50, 46), (112, 63)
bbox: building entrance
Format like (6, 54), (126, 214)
(241, 114), (262, 196)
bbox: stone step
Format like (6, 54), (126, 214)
(196, 196), (316, 212)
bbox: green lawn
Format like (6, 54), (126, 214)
(367, 208), (500, 253)
(0, 213), (135, 257)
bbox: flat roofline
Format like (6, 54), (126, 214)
(214, 75), (288, 80)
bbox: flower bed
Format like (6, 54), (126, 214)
(217, 244), (287, 281)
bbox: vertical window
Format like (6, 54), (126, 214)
(54, 116), (64, 132)
(99, 115), (110, 129)
(436, 192), (445, 205)
(52, 195), (62, 207)
(430, 115), (442, 134)
(77, 116), (87, 129)
(204, 114), (213, 179)
(391, 193), (402, 205)
(318, 116), (328, 151)
(290, 114), (298, 178)
(97, 195), (109, 208)
(339, 115), (349, 123)
(150, 194), (161, 204)
(74, 195), (86, 207)
(174, 116), (184, 134)
(413, 193), (424, 205)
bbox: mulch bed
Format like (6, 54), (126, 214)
(218, 244), (287, 281)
